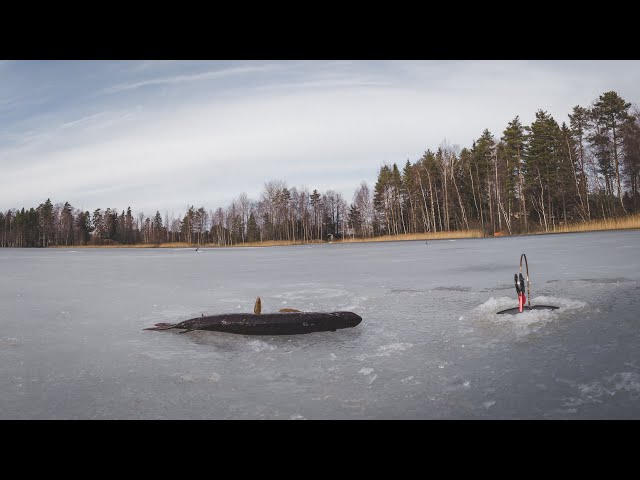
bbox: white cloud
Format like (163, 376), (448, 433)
(2, 60), (640, 214)
(101, 63), (282, 95)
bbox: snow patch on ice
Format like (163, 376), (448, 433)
(356, 342), (413, 361)
(573, 277), (633, 287)
(248, 340), (276, 352)
(359, 367), (377, 384)
(469, 296), (588, 335)
(565, 372), (640, 407)
(378, 342), (413, 354)
(444, 376), (471, 391)
(172, 373), (198, 383)
(610, 372), (640, 393)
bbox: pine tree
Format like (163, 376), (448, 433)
(501, 116), (527, 232)
(525, 110), (562, 230)
(347, 203), (361, 237)
(592, 91), (632, 211)
(60, 201), (73, 246)
(92, 209), (103, 244)
(373, 164), (393, 235)
(569, 105), (592, 220)
(401, 159), (418, 233)
(309, 189), (322, 240)
(77, 211), (92, 244)
(153, 211), (164, 243)
(622, 110), (640, 210)
(472, 130), (496, 233)
(37, 198), (54, 247)
(125, 207), (134, 244)
(246, 211), (259, 242)
(556, 123), (580, 225)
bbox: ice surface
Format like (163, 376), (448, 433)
(1, 229), (639, 419)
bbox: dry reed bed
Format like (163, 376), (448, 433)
(53, 216), (639, 248)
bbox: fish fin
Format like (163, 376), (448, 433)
(254, 296), (262, 315)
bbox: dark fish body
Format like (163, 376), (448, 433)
(145, 311), (362, 335)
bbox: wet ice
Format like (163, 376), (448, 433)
(1, 230), (639, 419)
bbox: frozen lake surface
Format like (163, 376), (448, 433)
(1, 230), (639, 419)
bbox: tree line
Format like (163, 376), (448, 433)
(2, 90), (639, 247)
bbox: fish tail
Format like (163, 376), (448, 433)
(143, 323), (177, 330)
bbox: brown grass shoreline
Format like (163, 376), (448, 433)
(50, 214), (640, 249)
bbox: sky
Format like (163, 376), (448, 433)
(1, 60), (639, 217)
